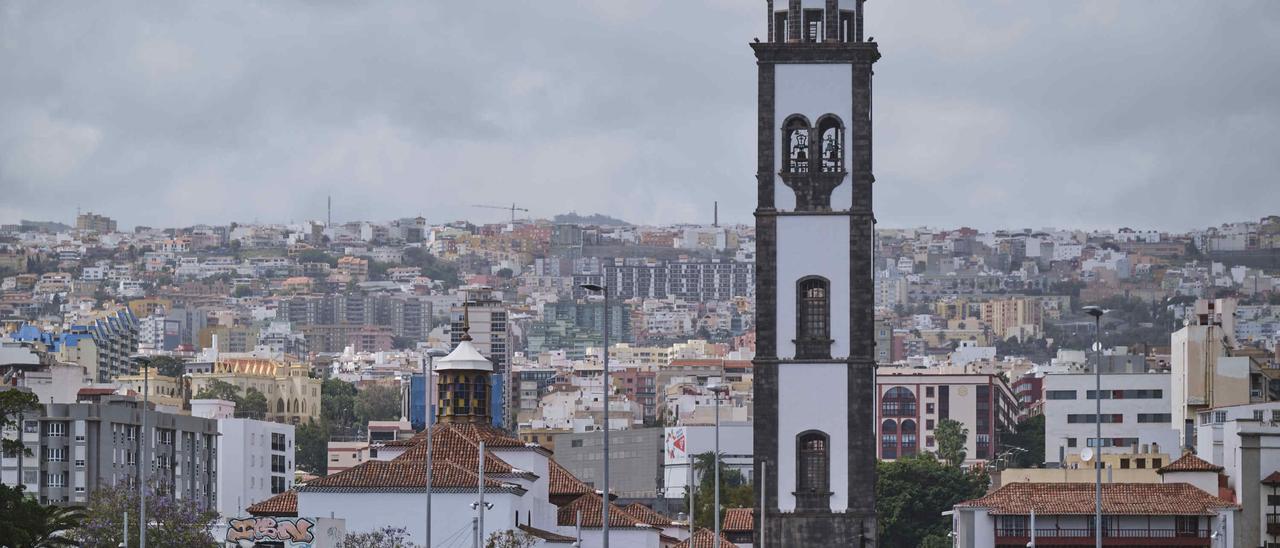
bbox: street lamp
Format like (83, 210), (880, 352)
(130, 356), (150, 548)
(1082, 305), (1106, 548)
(580, 283), (611, 548)
(709, 383), (730, 546)
(423, 347), (449, 548)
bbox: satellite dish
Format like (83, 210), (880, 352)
(1080, 448), (1095, 462)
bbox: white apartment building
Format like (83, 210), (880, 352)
(191, 399), (296, 517)
(1042, 372), (1179, 467)
(1195, 403), (1280, 548)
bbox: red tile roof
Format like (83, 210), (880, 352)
(393, 424), (528, 478)
(623, 503), (674, 527)
(548, 459), (593, 497)
(1158, 452), (1224, 474)
(301, 459), (522, 494)
(1263, 471), (1280, 486)
(246, 490), (297, 517)
(671, 528), (738, 548)
(517, 524), (576, 543)
(722, 508), (753, 532)
(957, 482), (1238, 516)
(557, 495), (648, 528)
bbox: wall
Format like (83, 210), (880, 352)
(298, 490), (520, 546)
(777, 362), (848, 512)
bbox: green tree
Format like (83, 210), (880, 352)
(688, 451), (754, 529)
(238, 388), (269, 420)
(354, 384), (403, 425)
(194, 379), (242, 402)
(297, 249), (338, 267)
(998, 414), (1044, 468)
(402, 247), (461, 288)
(322, 379), (359, 435)
(934, 419), (968, 467)
(146, 356), (187, 378)
(295, 419), (330, 475)
(232, 285), (252, 298)
(0, 390), (39, 457)
(0, 483), (83, 547)
(877, 453), (988, 548)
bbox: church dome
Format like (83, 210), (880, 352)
(434, 339), (493, 372)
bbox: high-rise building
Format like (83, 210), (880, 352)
(752, 1), (879, 543)
(75, 212), (117, 233)
(450, 287), (512, 429)
(191, 399), (295, 517)
(0, 391), (219, 508)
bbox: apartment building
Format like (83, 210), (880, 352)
(1041, 371), (1180, 467)
(875, 370), (1018, 463)
(191, 399), (296, 517)
(0, 390), (218, 508)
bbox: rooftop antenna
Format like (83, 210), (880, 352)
(714, 201), (719, 227)
(327, 195), (332, 227)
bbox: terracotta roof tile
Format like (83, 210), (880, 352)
(393, 424), (526, 477)
(1263, 471), (1280, 486)
(671, 528), (737, 548)
(557, 495), (647, 528)
(1158, 452), (1225, 474)
(301, 459), (522, 494)
(517, 524), (576, 543)
(957, 482), (1238, 516)
(548, 459), (593, 497)
(623, 503), (674, 527)
(246, 490), (297, 517)
(722, 508), (753, 532)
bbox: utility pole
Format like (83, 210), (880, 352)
(140, 365), (148, 548)
(1084, 306), (1106, 548)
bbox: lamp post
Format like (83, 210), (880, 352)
(129, 356), (150, 548)
(580, 283), (610, 548)
(709, 383), (729, 546)
(1083, 306), (1106, 548)
(423, 347), (449, 548)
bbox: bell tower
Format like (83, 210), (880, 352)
(752, 0), (878, 545)
(434, 310), (494, 425)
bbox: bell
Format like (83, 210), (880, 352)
(796, 149), (808, 162)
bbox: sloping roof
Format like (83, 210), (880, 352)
(1263, 471), (1280, 486)
(434, 340), (493, 371)
(548, 459), (593, 498)
(671, 528), (738, 548)
(246, 490), (297, 517)
(1158, 452), (1225, 474)
(956, 482), (1238, 516)
(392, 424), (529, 478)
(722, 508), (753, 532)
(624, 503), (674, 527)
(300, 459), (522, 494)
(556, 495), (648, 528)
(517, 524), (576, 544)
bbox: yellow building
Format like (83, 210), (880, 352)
(981, 297), (1043, 342)
(127, 298), (173, 319)
(115, 367), (187, 410)
(190, 358), (321, 424)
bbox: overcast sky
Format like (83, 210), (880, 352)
(2, 1), (1278, 231)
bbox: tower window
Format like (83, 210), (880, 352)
(795, 430), (830, 510)
(783, 116), (811, 174)
(795, 276), (831, 359)
(816, 115), (844, 173)
(839, 10), (855, 43)
(774, 12), (789, 43)
(803, 10), (824, 43)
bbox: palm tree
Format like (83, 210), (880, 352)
(26, 504), (85, 547)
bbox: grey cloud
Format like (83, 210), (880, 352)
(1, 1), (1277, 230)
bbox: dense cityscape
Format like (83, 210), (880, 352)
(4, 1), (1280, 548)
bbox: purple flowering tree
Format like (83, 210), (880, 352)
(72, 482), (219, 548)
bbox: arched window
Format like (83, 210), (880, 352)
(795, 430), (830, 509)
(795, 276), (831, 359)
(881, 419), (899, 459)
(901, 419), (918, 457)
(881, 386), (917, 417)
(816, 115), (844, 173)
(782, 115), (811, 174)
(276, 399), (285, 413)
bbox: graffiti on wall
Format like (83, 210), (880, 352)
(226, 516), (315, 546)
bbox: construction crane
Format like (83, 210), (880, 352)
(472, 203), (529, 224)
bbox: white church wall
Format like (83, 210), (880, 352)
(777, 362), (850, 512)
(776, 215), (852, 359)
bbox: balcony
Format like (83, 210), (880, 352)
(995, 528), (1210, 546)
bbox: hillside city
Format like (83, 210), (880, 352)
(2, 211), (1280, 546)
